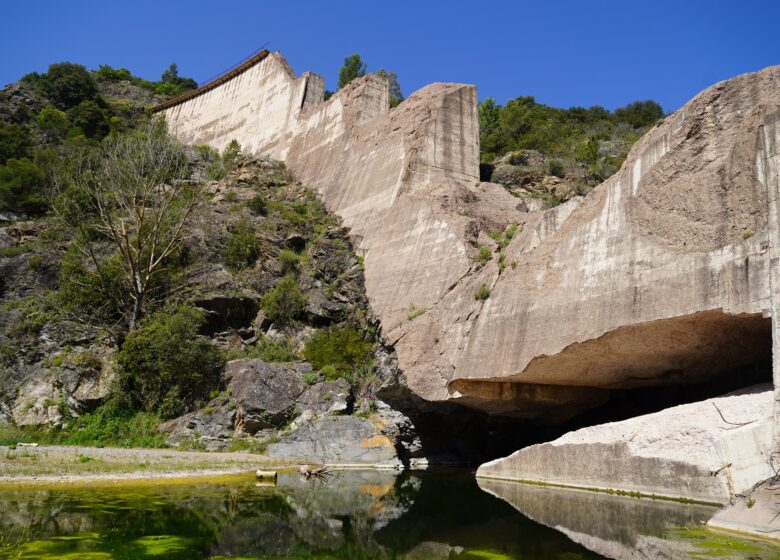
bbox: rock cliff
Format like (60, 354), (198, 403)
(159, 54), (780, 452)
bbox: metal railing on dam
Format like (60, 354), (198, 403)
(151, 48), (270, 113)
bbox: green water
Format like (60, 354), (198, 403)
(0, 470), (775, 559)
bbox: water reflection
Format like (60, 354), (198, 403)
(0, 470), (605, 559)
(477, 478), (778, 560)
(5, 470), (773, 559)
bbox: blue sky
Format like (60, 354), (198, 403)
(1, 1), (778, 112)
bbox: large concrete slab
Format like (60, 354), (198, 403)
(477, 386), (774, 503)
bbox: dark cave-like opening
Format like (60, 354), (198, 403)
(392, 313), (774, 467)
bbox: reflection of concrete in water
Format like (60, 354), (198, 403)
(478, 478), (718, 560)
(276, 469), (404, 523)
(212, 469), (412, 556)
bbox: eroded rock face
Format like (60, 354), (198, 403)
(266, 414), (401, 466)
(159, 54), (780, 444)
(477, 385), (775, 503)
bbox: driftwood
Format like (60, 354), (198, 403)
(299, 464), (332, 481)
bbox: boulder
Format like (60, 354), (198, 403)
(304, 288), (348, 325)
(224, 358), (310, 432)
(297, 377), (352, 415)
(477, 386), (775, 504)
(159, 405), (236, 451)
(160, 360), (362, 448)
(267, 414), (402, 466)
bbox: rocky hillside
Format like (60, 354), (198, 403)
(480, 97), (664, 208)
(0, 62), (425, 461)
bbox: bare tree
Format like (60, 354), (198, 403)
(52, 119), (203, 332)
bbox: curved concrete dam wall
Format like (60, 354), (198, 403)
(159, 54), (780, 462)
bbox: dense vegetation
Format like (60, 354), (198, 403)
(0, 61), (196, 217)
(479, 96), (664, 190)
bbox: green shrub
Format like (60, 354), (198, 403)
(477, 245), (492, 266)
(0, 157), (47, 215)
(36, 105), (69, 139)
(548, 160), (565, 178)
(66, 100), (109, 139)
(302, 327), (373, 380)
(95, 64), (133, 83)
(5, 293), (57, 336)
(36, 62), (100, 109)
(223, 139), (241, 167)
(507, 151), (529, 166)
(0, 245), (30, 258)
(223, 218), (258, 270)
(228, 336), (300, 363)
(117, 306), (225, 419)
(614, 100), (664, 128)
(247, 194), (267, 216)
(261, 275), (307, 324)
(57, 247), (126, 328)
(474, 283), (491, 300)
(407, 305), (426, 321)
(27, 255), (44, 271)
(278, 250), (302, 275)
(0, 122), (32, 165)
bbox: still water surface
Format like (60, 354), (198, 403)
(0, 469), (776, 559)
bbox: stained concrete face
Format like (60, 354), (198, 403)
(159, 55), (780, 442)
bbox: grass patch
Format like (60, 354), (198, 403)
(474, 284), (491, 300)
(0, 401), (168, 449)
(407, 305), (426, 321)
(477, 245), (492, 266)
(226, 336), (300, 363)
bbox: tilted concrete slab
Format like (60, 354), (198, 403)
(477, 386), (774, 503)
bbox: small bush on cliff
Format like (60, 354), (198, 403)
(302, 327), (373, 380)
(247, 193), (267, 216)
(227, 335), (299, 363)
(223, 218), (258, 270)
(117, 306), (225, 419)
(477, 245), (492, 266)
(261, 275), (307, 324)
(474, 283), (491, 300)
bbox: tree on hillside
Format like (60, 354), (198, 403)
(52, 120), (203, 332)
(26, 63), (100, 110)
(614, 100), (664, 128)
(338, 54), (367, 89)
(376, 69), (404, 107)
(161, 63), (197, 92)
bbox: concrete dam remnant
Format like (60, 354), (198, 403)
(157, 52), (780, 503)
